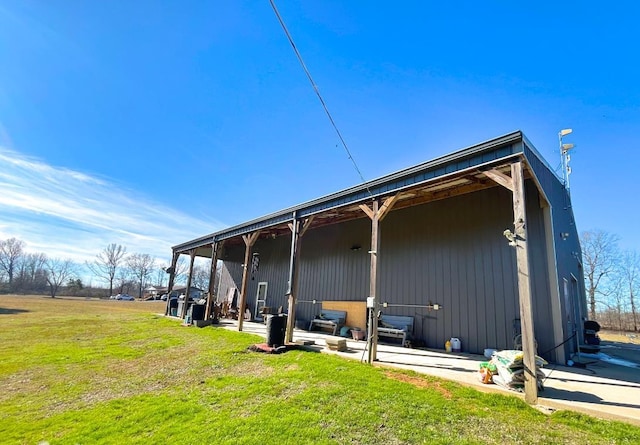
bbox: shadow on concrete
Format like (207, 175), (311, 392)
(546, 374), (640, 389)
(386, 347), (480, 361)
(0, 307), (29, 315)
(542, 387), (640, 411)
(553, 360), (640, 385)
(381, 360), (476, 374)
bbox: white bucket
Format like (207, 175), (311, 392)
(450, 337), (461, 352)
(484, 348), (496, 359)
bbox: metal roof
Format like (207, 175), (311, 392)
(173, 130), (548, 253)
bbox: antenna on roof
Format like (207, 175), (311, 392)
(559, 129), (576, 191)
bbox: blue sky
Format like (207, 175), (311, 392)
(1, 1), (639, 269)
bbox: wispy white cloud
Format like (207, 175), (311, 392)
(0, 146), (223, 265)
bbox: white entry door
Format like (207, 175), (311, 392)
(255, 282), (268, 320)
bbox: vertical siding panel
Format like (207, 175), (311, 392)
(442, 201), (450, 347)
(451, 199), (463, 347)
(472, 196), (488, 352)
(493, 237), (508, 350)
(435, 208), (445, 347)
(410, 218), (421, 314)
(380, 219), (392, 304)
(493, 191), (507, 350)
(443, 200), (453, 344)
(525, 181), (554, 355)
(324, 238), (333, 300)
(456, 201), (469, 351)
(415, 206), (424, 334)
(467, 196), (479, 348)
(428, 218), (438, 346)
(484, 223), (496, 350)
(464, 223), (477, 352)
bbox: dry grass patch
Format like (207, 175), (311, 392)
(600, 330), (640, 345)
(384, 369), (453, 399)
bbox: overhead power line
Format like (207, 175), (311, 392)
(269, 0), (371, 194)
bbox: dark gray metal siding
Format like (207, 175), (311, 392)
(524, 181), (556, 357)
(378, 186), (522, 354)
(219, 237), (293, 318)
(296, 219), (371, 321)
(218, 182), (555, 359)
(524, 142), (586, 359)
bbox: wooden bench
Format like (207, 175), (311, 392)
(309, 309), (347, 336)
(378, 315), (414, 346)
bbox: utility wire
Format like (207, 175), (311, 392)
(269, 0), (372, 196)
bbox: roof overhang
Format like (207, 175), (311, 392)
(173, 130), (557, 256)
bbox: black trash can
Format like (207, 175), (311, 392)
(266, 314), (287, 347)
(190, 304), (205, 321)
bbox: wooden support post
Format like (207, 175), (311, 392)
(368, 199), (380, 363)
(238, 231), (260, 331)
(285, 217), (300, 343)
(511, 161), (538, 404)
(164, 251), (179, 316)
(181, 249), (196, 319)
(359, 195), (397, 364)
(205, 241), (221, 320)
(484, 163), (538, 404)
(284, 215), (314, 343)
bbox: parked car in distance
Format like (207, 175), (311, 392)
(178, 293), (203, 303)
(116, 294), (135, 301)
(159, 294), (169, 301)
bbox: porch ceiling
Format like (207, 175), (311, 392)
(213, 159), (531, 250)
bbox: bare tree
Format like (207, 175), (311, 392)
(127, 253), (156, 298)
(44, 257), (76, 298)
(173, 256), (189, 285)
(154, 266), (167, 288)
(0, 237), (26, 290)
(620, 250), (639, 332)
(190, 261), (211, 291)
(86, 244), (127, 297)
(581, 230), (620, 320)
(115, 267), (134, 295)
(15, 252), (47, 292)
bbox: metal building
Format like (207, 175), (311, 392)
(168, 131), (586, 365)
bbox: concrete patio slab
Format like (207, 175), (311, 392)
(213, 319), (640, 426)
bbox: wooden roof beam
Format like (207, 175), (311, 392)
(483, 168), (514, 192)
(378, 193), (400, 222)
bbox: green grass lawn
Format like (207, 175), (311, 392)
(1, 295), (639, 445)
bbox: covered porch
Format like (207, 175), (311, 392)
(167, 131), (586, 405)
